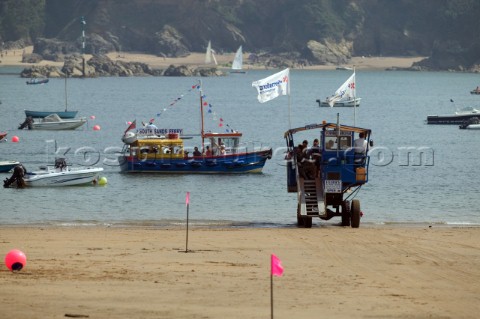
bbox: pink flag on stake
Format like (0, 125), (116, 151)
(185, 192), (190, 206)
(271, 254), (284, 277)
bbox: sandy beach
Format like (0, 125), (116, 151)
(1, 226), (479, 318)
(0, 46), (425, 70)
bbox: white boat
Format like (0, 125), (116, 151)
(204, 40), (217, 65)
(24, 162), (103, 187)
(459, 116), (480, 129)
(318, 71), (360, 107)
(230, 46), (246, 74)
(317, 97), (361, 107)
(20, 113), (87, 130)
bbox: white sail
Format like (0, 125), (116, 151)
(327, 72), (356, 107)
(231, 46), (243, 70)
(205, 41), (218, 65)
(205, 41), (212, 64)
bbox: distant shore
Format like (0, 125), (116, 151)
(0, 46), (425, 71)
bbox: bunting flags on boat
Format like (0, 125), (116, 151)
(252, 68), (290, 103)
(134, 82), (236, 134)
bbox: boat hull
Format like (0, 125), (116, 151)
(0, 161), (20, 173)
(25, 110), (78, 119)
(427, 114), (480, 124)
(26, 79), (49, 85)
(119, 149), (272, 174)
(24, 167), (103, 186)
(317, 98), (361, 107)
(31, 119), (87, 130)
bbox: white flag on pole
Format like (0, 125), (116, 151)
(327, 72), (355, 107)
(252, 68), (290, 103)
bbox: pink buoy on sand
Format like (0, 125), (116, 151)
(11, 136), (19, 143)
(93, 125), (101, 131)
(5, 249), (27, 271)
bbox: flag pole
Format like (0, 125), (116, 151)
(270, 272), (274, 319)
(185, 192), (190, 253)
(353, 66), (356, 126)
(288, 90), (291, 129)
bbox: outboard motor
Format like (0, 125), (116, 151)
(18, 116), (33, 130)
(3, 164), (26, 188)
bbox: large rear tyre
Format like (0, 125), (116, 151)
(303, 216), (313, 228)
(341, 201), (351, 227)
(351, 199), (361, 228)
(296, 203), (304, 227)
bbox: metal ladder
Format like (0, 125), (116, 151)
(298, 177), (326, 217)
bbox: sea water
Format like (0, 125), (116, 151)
(0, 68), (479, 226)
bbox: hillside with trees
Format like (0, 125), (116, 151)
(1, 0), (479, 71)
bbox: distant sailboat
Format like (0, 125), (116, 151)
(317, 71), (360, 107)
(24, 73), (78, 119)
(230, 46), (246, 74)
(205, 41), (217, 65)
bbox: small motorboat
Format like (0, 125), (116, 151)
(459, 117), (480, 130)
(0, 131), (7, 141)
(26, 78), (49, 85)
(0, 161), (20, 173)
(19, 114), (87, 130)
(3, 159), (103, 188)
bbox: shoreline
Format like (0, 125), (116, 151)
(0, 46), (425, 71)
(1, 221), (479, 229)
(1, 226), (479, 318)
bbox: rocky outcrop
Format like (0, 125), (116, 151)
(87, 54), (158, 76)
(163, 65), (224, 77)
(19, 55), (225, 78)
(153, 25), (190, 58)
(305, 39), (352, 65)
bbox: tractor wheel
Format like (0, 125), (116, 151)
(351, 199), (361, 228)
(341, 201), (351, 227)
(296, 203), (304, 227)
(303, 216), (313, 228)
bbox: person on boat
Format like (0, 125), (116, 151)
(205, 146), (212, 156)
(354, 132), (367, 164)
(145, 118), (157, 134)
(220, 145), (226, 155)
(354, 132), (367, 154)
(193, 147), (201, 157)
(308, 138), (321, 177)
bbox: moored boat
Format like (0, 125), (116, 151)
(24, 110), (78, 119)
(0, 161), (20, 173)
(3, 159), (103, 188)
(459, 116), (480, 129)
(19, 114), (87, 130)
(317, 97), (361, 107)
(318, 71), (360, 107)
(26, 78), (49, 85)
(427, 106), (480, 124)
(470, 87), (480, 95)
